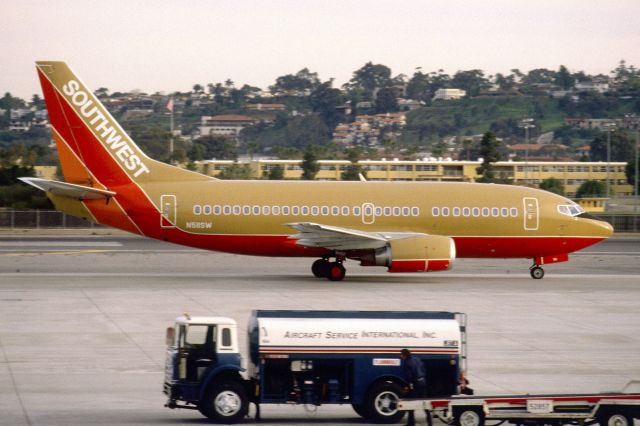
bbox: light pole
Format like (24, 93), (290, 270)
(519, 118), (535, 186)
(602, 122), (615, 199)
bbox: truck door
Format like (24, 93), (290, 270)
(523, 197), (539, 231)
(160, 194), (177, 228)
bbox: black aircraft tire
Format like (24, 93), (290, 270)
(312, 259), (330, 278)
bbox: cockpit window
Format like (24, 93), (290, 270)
(557, 204), (585, 217)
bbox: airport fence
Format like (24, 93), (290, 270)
(0, 209), (639, 232)
(0, 209), (101, 229)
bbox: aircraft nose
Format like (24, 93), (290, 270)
(600, 220), (614, 237)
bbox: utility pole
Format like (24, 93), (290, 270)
(167, 97), (175, 155)
(602, 122), (615, 199)
(519, 118), (535, 186)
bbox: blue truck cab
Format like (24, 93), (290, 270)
(164, 310), (468, 424)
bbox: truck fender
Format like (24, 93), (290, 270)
(198, 365), (245, 401)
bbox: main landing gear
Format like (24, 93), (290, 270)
(312, 257), (346, 281)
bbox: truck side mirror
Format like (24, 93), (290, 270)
(166, 327), (175, 346)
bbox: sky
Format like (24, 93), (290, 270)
(2, 0), (640, 100)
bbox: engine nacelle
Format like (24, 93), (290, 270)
(360, 235), (456, 273)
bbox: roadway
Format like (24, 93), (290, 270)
(0, 232), (639, 425)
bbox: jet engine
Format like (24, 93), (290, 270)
(359, 235), (456, 273)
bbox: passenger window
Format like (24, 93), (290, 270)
(203, 205), (212, 215)
(262, 206), (270, 215)
(341, 206), (350, 216)
(462, 207), (470, 217)
(441, 207), (449, 217)
(301, 206), (310, 215)
(411, 207), (420, 216)
(331, 206), (339, 216)
(243, 206), (251, 215)
(492, 207), (499, 217)
(272, 206), (280, 215)
(214, 205), (221, 215)
(482, 207), (489, 217)
(432, 207), (440, 216)
(311, 206), (319, 215)
(282, 206), (290, 215)
(472, 207), (480, 217)
(510, 207), (518, 217)
(384, 207), (392, 216)
(253, 206), (261, 215)
(193, 205), (202, 215)
(353, 206), (361, 216)
(501, 207), (508, 217)
(402, 207), (410, 216)
(452, 207), (460, 217)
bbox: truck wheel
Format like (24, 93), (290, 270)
(201, 381), (248, 424)
(454, 407), (485, 426)
(363, 381), (405, 424)
(598, 410), (632, 426)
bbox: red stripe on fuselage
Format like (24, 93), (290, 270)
(147, 234), (604, 259)
(452, 236), (605, 258)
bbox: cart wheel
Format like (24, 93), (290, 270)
(598, 410), (632, 426)
(454, 407), (485, 426)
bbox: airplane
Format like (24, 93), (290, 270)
(20, 61), (614, 281)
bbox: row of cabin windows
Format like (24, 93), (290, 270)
(432, 206), (519, 218)
(193, 204), (421, 217)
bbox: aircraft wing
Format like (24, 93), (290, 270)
(287, 222), (426, 251)
(19, 177), (116, 200)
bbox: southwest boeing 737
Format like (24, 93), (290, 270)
(20, 61), (613, 280)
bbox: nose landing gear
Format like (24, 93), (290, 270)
(530, 265), (545, 279)
(311, 257), (346, 281)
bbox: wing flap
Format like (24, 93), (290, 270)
(19, 177), (116, 200)
(288, 222), (427, 251)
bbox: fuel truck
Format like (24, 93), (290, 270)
(164, 310), (468, 423)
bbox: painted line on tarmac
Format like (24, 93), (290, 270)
(573, 251), (640, 255)
(0, 241), (122, 247)
(0, 250), (111, 257)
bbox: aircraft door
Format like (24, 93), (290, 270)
(362, 203), (375, 224)
(523, 197), (539, 231)
(160, 194), (177, 228)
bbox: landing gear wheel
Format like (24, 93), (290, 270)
(530, 266), (544, 279)
(311, 258), (330, 278)
(327, 262), (346, 281)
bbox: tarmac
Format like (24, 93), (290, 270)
(0, 231), (639, 425)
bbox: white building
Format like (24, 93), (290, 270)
(199, 114), (256, 139)
(433, 88), (467, 101)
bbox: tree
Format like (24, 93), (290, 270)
(539, 177), (565, 195)
(193, 135), (237, 160)
(554, 65), (574, 90)
(451, 69), (489, 97)
(406, 70), (431, 102)
(475, 131), (502, 183)
(285, 115), (329, 148)
(590, 130), (634, 162)
(309, 80), (343, 129)
(217, 163), (253, 180)
(576, 180), (605, 198)
(270, 68), (320, 94)
(301, 146), (319, 180)
(348, 62), (392, 98)
(375, 87), (399, 113)
(340, 148), (367, 181)
(192, 84), (203, 93)
(267, 164), (284, 180)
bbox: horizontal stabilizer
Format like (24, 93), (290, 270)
(19, 177), (116, 200)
